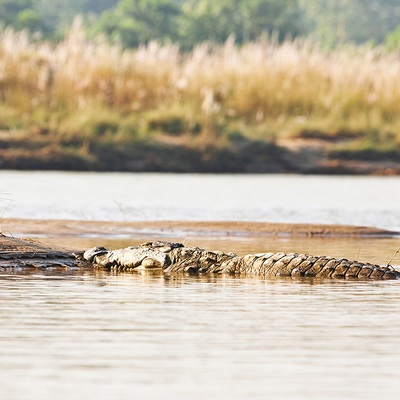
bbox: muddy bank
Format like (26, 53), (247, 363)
(2, 218), (398, 240)
(1, 134), (399, 175)
(1, 220), (399, 270)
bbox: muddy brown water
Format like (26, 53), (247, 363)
(1, 172), (400, 399)
(1, 235), (400, 400)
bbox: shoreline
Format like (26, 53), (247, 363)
(1, 219), (399, 268)
(2, 218), (398, 240)
(1, 141), (400, 176)
(2, 131), (400, 176)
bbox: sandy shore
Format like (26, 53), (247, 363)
(1, 218), (399, 267)
(1, 218), (398, 241)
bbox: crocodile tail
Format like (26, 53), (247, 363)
(232, 253), (400, 280)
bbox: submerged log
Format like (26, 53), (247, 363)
(83, 241), (400, 280)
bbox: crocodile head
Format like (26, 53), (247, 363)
(83, 242), (185, 270)
(83, 246), (109, 262)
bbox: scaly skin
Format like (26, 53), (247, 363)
(83, 241), (400, 280)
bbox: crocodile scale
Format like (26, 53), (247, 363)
(83, 241), (400, 280)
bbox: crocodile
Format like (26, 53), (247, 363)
(83, 241), (400, 280)
(1, 236), (399, 280)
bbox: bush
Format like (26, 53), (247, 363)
(385, 25), (400, 51)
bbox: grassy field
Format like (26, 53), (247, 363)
(1, 22), (400, 173)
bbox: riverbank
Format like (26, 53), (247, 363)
(2, 218), (398, 241)
(1, 29), (400, 175)
(1, 130), (400, 175)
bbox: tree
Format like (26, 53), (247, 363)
(14, 9), (44, 32)
(31, 0), (119, 38)
(243, 0), (307, 41)
(0, 0), (48, 33)
(348, 0), (400, 44)
(0, 0), (31, 25)
(301, 0), (400, 47)
(178, 0), (307, 48)
(92, 0), (306, 49)
(178, 0), (246, 46)
(95, 0), (181, 47)
(385, 25), (400, 50)
(81, 0), (119, 14)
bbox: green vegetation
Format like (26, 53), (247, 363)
(2, 0), (400, 49)
(386, 26), (400, 51)
(0, 0), (400, 173)
(300, 0), (400, 47)
(0, 0), (119, 38)
(94, 0), (306, 49)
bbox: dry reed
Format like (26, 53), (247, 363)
(1, 20), (400, 147)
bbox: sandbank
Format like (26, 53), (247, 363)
(1, 218), (398, 248)
(1, 219), (399, 268)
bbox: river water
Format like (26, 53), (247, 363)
(1, 171), (400, 230)
(1, 171), (400, 400)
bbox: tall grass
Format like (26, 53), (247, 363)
(1, 20), (400, 147)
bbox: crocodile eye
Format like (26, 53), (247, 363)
(83, 246), (108, 261)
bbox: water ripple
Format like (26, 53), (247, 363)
(1, 272), (400, 399)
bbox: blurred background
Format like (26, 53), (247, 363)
(0, 0), (400, 174)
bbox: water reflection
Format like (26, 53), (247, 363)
(1, 264), (400, 400)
